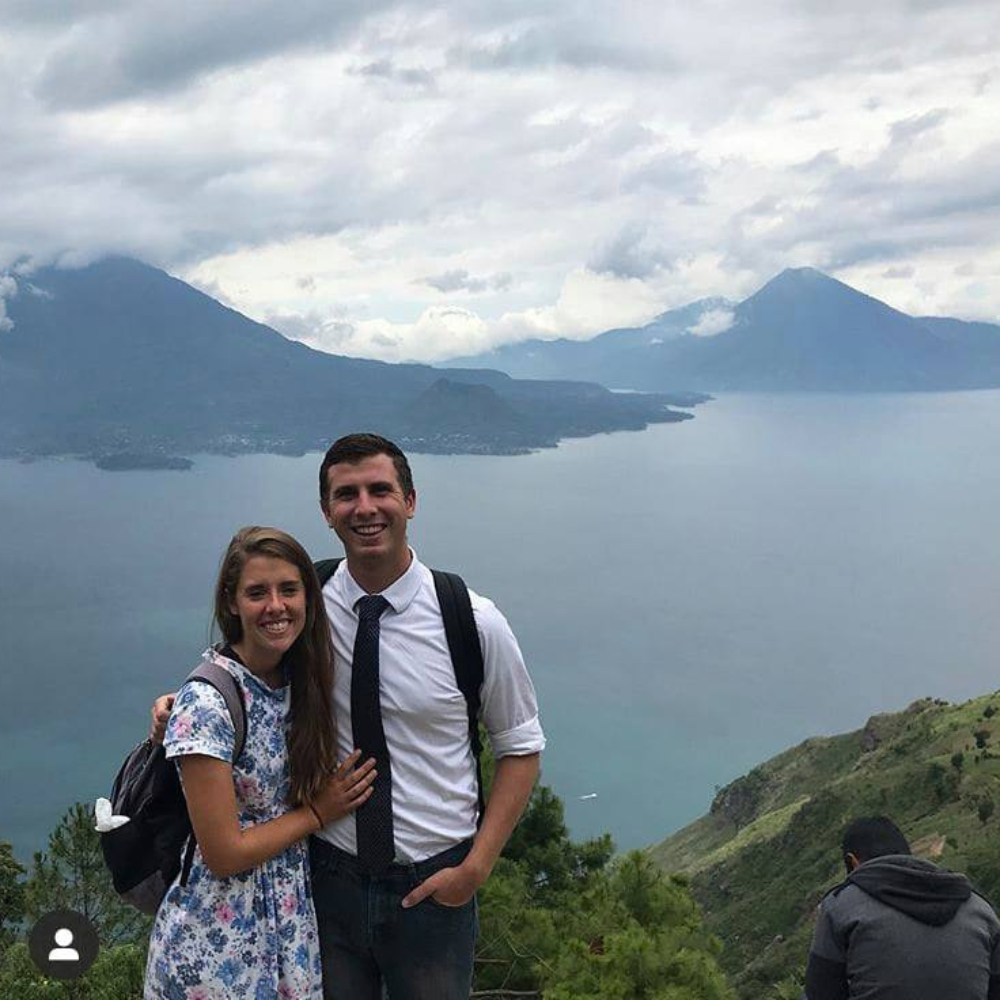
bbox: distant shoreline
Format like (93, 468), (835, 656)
(2, 400), (703, 471)
(93, 452), (194, 472)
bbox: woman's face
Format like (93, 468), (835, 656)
(229, 555), (307, 669)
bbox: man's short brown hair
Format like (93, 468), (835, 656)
(318, 433), (414, 511)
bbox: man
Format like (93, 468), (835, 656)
(804, 815), (1000, 1000)
(154, 433), (543, 1000)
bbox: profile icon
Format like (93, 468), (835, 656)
(48, 927), (81, 962)
(28, 909), (99, 979)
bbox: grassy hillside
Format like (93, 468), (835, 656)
(651, 693), (1000, 998)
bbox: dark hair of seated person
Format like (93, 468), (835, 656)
(841, 816), (911, 865)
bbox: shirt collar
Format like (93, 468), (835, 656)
(205, 645), (289, 697)
(339, 548), (423, 616)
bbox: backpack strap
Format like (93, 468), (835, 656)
(186, 659), (248, 762)
(314, 558), (342, 587)
(313, 557), (487, 823)
(432, 569), (486, 824)
(178, 658), (248, 886)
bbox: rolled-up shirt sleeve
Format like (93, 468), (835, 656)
(472, 593), (546, 759)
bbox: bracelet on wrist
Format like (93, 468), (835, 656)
(307, 802), (324, 830)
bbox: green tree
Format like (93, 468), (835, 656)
(0, 944), (65, 1000)
(24, 804), (148, 946)
(0, 841), (26, 953)
(475, 785), (733, 1000)
(79, 944), (146, 1000)
(0, 941), (145, 1000)
(543, 853), (733, 999)
(474, 781), (614, 994)
(504, 784), (614, 895)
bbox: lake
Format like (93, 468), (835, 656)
(3, 390), (1000, 864)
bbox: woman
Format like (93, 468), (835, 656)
(145, 526), (375, 1000)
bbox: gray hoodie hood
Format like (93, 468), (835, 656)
(844, 855), (973, 926)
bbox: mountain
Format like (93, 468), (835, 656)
(446, 297), (732, 390)
(650, 692), (1000, 997)
(448, 268), (1000, 392)
(0, 257), (698, 464)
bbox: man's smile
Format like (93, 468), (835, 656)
(352, 524), (387, 537)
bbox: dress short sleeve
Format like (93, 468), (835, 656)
(164, 679), (236, 764)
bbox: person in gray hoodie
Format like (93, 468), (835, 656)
(805, 815), (1000, 1000)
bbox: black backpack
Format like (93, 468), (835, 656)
(313, 559), (487, 820)
(100, 658), (247, 914)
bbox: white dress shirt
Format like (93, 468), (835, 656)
(317, 550), (545, 862)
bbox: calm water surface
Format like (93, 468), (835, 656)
(2, 391), (1000, 862)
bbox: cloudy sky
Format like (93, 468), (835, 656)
(1, 0), (998, 361)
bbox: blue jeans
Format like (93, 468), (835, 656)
(309, 837), (478, 1000)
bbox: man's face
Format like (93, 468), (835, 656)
(322, 454), (416, 570)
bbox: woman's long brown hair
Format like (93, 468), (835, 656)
(214, 526), (336, 807)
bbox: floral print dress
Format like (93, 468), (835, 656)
(144, 647), (322, 1000)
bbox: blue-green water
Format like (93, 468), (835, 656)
(3, 391), (1000, 863)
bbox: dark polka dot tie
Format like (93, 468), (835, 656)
(351, 594), (394, 873)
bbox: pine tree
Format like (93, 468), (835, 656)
(0, 841), (26, 953)
(24, 804), (148, 947)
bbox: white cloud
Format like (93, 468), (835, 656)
(257, 265), (676, 362)
(687, 308), (736, 338)
(588, 224), (677, 280)
(286, 305), (492, 364)
(419, 269), (513, 294)
(490, 267), (666, 346)
(0, 1), (998, 355)
(839, 247), (1000, 322)
(0, 275), (17, 332)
